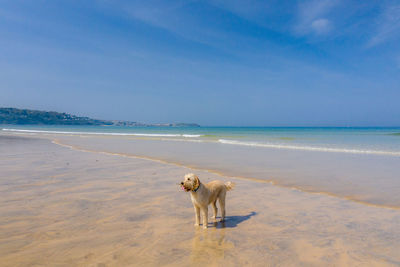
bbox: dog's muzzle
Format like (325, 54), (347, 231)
(180, 182), (190, 192)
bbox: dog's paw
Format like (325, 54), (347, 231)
(203, 225), (208, 229)
(194, 223), (200, 227)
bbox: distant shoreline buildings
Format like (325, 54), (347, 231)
(0, 107), (200, 127)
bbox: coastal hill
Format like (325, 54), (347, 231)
(0, 107), (200, 127)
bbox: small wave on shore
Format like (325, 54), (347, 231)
(1, 128), (202, 138)
(218, 139), (400, 156)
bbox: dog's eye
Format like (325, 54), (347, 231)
(188, 178), (191, 181)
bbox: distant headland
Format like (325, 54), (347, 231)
(0, 107), (200, 127)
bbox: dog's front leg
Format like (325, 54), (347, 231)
(194, 205), (200, 226)
(201, 206), (208, 229)
(211, 201), (218, 220)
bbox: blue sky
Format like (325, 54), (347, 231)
(0, 0), (399, 126)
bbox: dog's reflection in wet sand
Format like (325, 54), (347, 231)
(190, 227), (234, 263)
(190, 212), (257, 264)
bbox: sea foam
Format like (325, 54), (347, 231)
(218, 139), (400, 156)
(1, 128), (202, 138)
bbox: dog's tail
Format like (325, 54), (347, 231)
(225, 181), (235, 191)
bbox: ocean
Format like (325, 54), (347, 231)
(2, 125), (400, 208)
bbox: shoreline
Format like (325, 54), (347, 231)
(3, 130), (400, 209)
(3, 127), (400, 157)
(51, 138), (400, 211)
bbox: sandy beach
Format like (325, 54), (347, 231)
(2, 0), (400, 265)
(1, 133), (400, 266)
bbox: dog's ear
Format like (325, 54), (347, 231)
(193, 175), (200, 189)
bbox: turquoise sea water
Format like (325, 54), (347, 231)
(2, 125), (400, 156)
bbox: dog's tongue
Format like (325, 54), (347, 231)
(181, 185), (186, 191)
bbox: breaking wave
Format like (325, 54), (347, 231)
(1, 128), (202, 138)
(218, 139), (400, 156)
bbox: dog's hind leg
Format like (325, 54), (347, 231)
(218, 190), (226, 221)
(211, 201), (218, 221)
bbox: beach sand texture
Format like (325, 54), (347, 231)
(1, 134), (400, 266)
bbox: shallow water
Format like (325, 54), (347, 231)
(1, 134), (400, 266)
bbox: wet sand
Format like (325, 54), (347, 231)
(1, 134), (400, 266)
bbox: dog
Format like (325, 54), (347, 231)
(180, 173), (235, 229)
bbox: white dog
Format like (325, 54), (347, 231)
(181, 173), (235, 229)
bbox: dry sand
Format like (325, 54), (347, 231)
(1, 134), (400, 266)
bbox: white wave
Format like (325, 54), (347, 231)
(182, 134), (202, 137)
(1, 128), (202, 138)
(160, 138), (207, 143)
(218, 139), (400, 156)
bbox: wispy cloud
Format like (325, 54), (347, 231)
(294, 0), (338, 36)
(367, 3), (400, 47)
(207, 0), (276, 22)
(98, 0), (232, 48)
(311, 18), (331, 34)
(117, 0), (189, 32)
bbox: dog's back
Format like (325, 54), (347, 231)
(205, 180), (235, 192)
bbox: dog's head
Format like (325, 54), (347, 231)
(180, 173), (200, 192)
